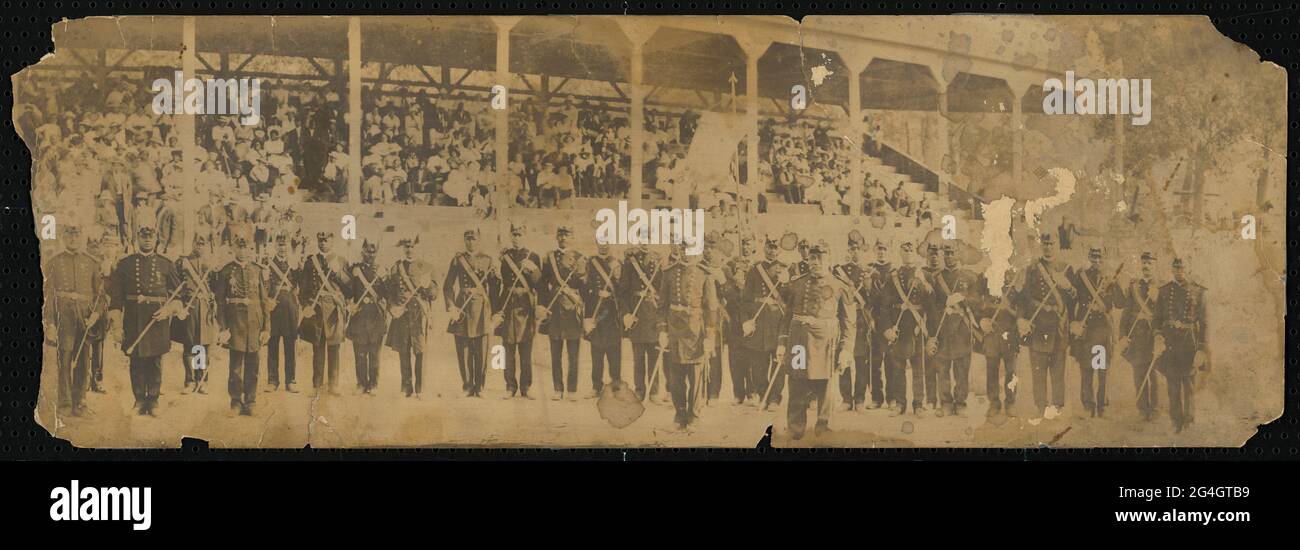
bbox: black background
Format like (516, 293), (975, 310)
(0, 1), (1295, 536)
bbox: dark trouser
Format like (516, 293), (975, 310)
(1130, 351), (1158, 416)
(748, 347), (785, 406)
(399, 347), (426, 395)
(504, 339), (534, 395)
(631, 342), (661, 398)
(985, 353), (1018, 409)
(1030, 349), (1066, 412)
(56, 340), (89, 411)
(869, 337), (887, 406)
(311, 342), (340, 390)
(228, 349), (260, 408)
(886, 346), (925, 410)
(728, 340), (750, 400)
(706, 340), (723, 399)
(1076, 350), (1107, 413)
(549, 337), (580, 394)
(788, 376), (831, 436)
(178, 340), (197, 386)
(1166, 372), (1193, 428)
(589, 342), (621, 392)
(838, 353), (869, 406)
(267, 332), (296, 386)
(352, 339), (381, 391)
(937, 353), (971, 410)
(129, 355), (163, 412)
(665, 357), (700, 426)
(89, 338), (104, 387)
(921, 344), (938, 407)
(181, 342), (207, 388)
(453, 336), (471, 390)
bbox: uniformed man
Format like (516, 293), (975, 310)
(620, 236), (664, 402)
(265, 233), (301, 392)
(788, 238), (811, 278)
(215, 225), (271, 416)
(1015, 233), (1076, 417)
(656, 243), (720, 429)
(1154, 256), (1208, 433)
(85, 233), (112, 395)
(722, 234), (757, 405)
(928, 243), (978, 417)
(386, 236), (438, 398)
(833, 232), (873, 410)
(866, 238), (893, 408)
(443, 230), (497, 397)
(495, 222), (541, 399)
(44, 221), (108, 417)
(583, 241), (623, 396)
(976, 268), (1021, 417)
(346, 240), (387, 395)
(777, 241), (855, 439)
(108, 213), (183, 416)
(298, 231), (350, 395)
(740, 235), (789, 410)
(538, 225), (585, 400)
(699, 232), (727, 403)
(1068, 245), (1124, 417)
(920, 243), (943, 411)
(173, 231), (219, 394)
(1119, 251), (1160, 421)
(876, 240), (931, 416)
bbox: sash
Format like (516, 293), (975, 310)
(267, 258), (293, 300)
(891, 271), (924, 326)
(1079, 269), (1108, 319)
(628, 255), (658, 303)
(455, 253), (488, 304)
(754, 262), (785, 314)
(547, 251), (581, 308)
(1035, 261), (1068, 315)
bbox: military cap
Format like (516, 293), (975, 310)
(926, 243), (940, 253)
(464, 229), (480, 240)
(809, 239), (829, 256)
(509, 221), (526, 236)
(899, 241), (915, 252)
(764, 234), (780, 248)
(874, 238), (889, 251)
(942, 242), (956, 253)
(847, 230), (866, 250)
(231, 224), (254, 247)
(740, 233), (756, 246)
(274, 232), (290, 244)
(361, 239), (379, 254)
(1039, 232), (1055, 244)
(316, 231), (333, 242)
(398, 235), (420, 247)
(1088, 246), (1104, 259)
(1140, 251), (1157, 261)
(556, 225), (573, 237)
(1171, 256), (1185, 268)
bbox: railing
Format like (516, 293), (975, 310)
(862, 134), (986, 221)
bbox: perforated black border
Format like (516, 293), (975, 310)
(1, 2), (1294, 461)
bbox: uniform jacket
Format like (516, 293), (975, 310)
(1118, 277), (1158, 363)
(385, 259), (438, 352)
(172, 254), (220, 346)
(539, 248), (585, 340)
(1154, 279), (1207, 376)
(873, 264), (931, 359)
(109, 252), (181, 358)
(443, 251), (499, 338)
(45, 250), (108, 349)
(656, 260), (720, 364)
(297, 252), (349, 345)
(1014, 257), (1075, 354)
(215, 259), (271, 353)
(345, 260), (387, 345)
(832, 262), (873, 357)
(1069, 265), (1124, 354)
(931, 266), (978, 361)
(582, 254), (623, 346)
(495, 247), (541, 344)
(619, 250), (662, 344)
(265, 255), (301, 336)
(780, 269), (856, 380)
(974, 276), (1021, 358)
(740, 258), (787, 352)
